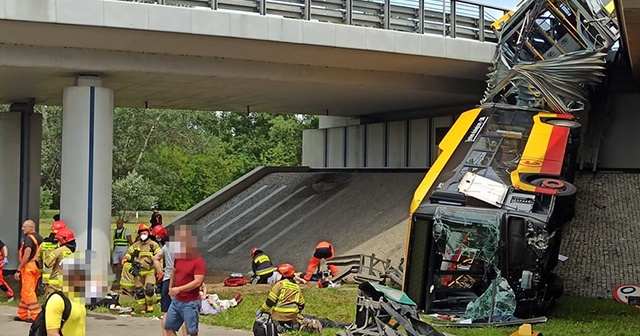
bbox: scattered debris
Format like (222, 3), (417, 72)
(327, 254), (403, 286)
(510, 324), (542, 336)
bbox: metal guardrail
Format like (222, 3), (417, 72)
(121, 0), (509, 42)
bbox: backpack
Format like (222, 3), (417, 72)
(223, 276), (247, 287)
(29, 291), (72, 336)
(252, 314), (279, 336)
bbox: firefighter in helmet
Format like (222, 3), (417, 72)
(44, 228), (77, 296)
(250, 247), (276, 284)
(38, 220), (67, 294)
(121, 224), (161, 313)
(259, 264), (322, 332)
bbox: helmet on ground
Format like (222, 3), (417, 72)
(137, 223), (151, 233)
(278, 264), (295, 278)
(55, 228), (76, 245)
(151, 225), (168, 240)
(51, 221), (67, 234)
(250, 247), (262, 258)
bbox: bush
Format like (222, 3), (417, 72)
(112, 171), (158, 222)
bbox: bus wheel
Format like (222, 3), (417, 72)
(531, 178), (576, 197)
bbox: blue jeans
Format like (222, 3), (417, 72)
(164, 298), (201, 334)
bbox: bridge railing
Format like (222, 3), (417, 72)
(123, 0), (509, 42)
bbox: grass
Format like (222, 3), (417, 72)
(38, 209), (178, 239)
(2, 279), (640, 335)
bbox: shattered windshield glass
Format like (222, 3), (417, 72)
(432, 206), (516, 319)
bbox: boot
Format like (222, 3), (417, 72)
(146, 305), (154, 313)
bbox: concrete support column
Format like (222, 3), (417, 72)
(0, 101), (42, 270)
(60, 76), (113, 270)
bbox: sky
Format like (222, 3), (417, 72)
(489, 0), (521, 10)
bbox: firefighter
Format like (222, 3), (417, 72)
(150, 205), (163, 229)
(44, 228), (77, 296)
(38, 220), (67, 293)
(122, 224), (161, 313)
(151, 225), (168, 301)
(303, 241), (339, 281)
(258, 264), (322, 332)
(250, 247), (275, 284)
(14, 220), (43, 322)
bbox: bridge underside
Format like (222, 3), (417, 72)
(619, 0), (640, 80)
(0, 18), (490, 116)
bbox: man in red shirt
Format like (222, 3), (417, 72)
(164, 224), (206, 336)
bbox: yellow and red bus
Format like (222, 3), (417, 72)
(403, 106), (580, 317)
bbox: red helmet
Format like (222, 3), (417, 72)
(51, 221), (67, 234)
(55, 228), (75, 245)
(278, 263), (295, 278)
(250, 247), (262, 258)
(151, 225), (168, 240)
(137, 224), (150, 233)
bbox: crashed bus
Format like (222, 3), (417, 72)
(403, 106), (581, 317)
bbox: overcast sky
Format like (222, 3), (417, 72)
(489, 0), (521, 10)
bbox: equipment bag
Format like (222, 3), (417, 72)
(29, 291), (72, 336)
(224, 276), (247, 287)
(252, 314), (279, 336)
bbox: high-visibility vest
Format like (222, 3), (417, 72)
(272, 281), (304, 313)
(253, 254), (276, 276)
(113, 228), (129, 247)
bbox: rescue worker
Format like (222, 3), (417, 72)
(121, 224), (161, 313)
(112, 219), (133, 284)
(303, 241), (339, 281)
(258, 264), (322, 332)
(0, 236), (14, 302)
(44, 228), (77, 296)
(250, 247), (276, 284)
(39, 220), (67, 293)
(14, 219), (43, 322)
(150, 205), (163, 229)
(151, 225), (168, 301)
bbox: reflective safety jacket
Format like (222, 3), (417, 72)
(252, 252), (275, 276)
(38, 239), (59, 284)
(124, 240), (161, 275)
(261, 279), (305, 322)
(44, 243), (75, 289)
(113, 228), (130, 248)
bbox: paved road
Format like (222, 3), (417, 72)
(0, 305), (252, 336)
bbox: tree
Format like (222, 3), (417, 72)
(111, 171), (158, 222)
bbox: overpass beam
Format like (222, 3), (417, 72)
(60, 75), (113, 272)
(0, 101), (42, 270)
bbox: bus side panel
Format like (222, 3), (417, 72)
(404, 216), (432, 310)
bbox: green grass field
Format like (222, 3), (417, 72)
(9, 211), (640, 335)
(38, 209), (178, 241)
(55, 285), (640, 336)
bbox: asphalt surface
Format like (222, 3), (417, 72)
(0, 305), (252, 336)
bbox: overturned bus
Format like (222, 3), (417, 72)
(403, 106), (580, 318)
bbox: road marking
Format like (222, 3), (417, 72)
(205, 184), (269, 229)
(207, 185), (288, 240)
(259, 188), (348, 250)
(207, 186), (307, 252)
(228, 193), (317, 254)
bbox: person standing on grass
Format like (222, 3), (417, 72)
(153, 226), (187, 336)
(111, 219), (133, 284)
(14, 220), (43, 322)
(0, 236), (14, 302)
(164, 224), (206, 336)
(150, 205), (163, 229)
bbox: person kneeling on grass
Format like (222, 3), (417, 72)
(257, 263), (322, 332)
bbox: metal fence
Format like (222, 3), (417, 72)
(121, 0), (509, 42)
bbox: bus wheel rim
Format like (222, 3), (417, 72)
(541, 179), (564, 189)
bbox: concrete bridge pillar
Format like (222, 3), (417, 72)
(60, 75), (113, 271)
(0, 101), (42, 270)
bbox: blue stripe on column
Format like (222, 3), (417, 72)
(18, 111), (27, 247)
(87, 87), (96, 250)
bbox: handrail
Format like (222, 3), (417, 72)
(121, 0), (509, 42)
